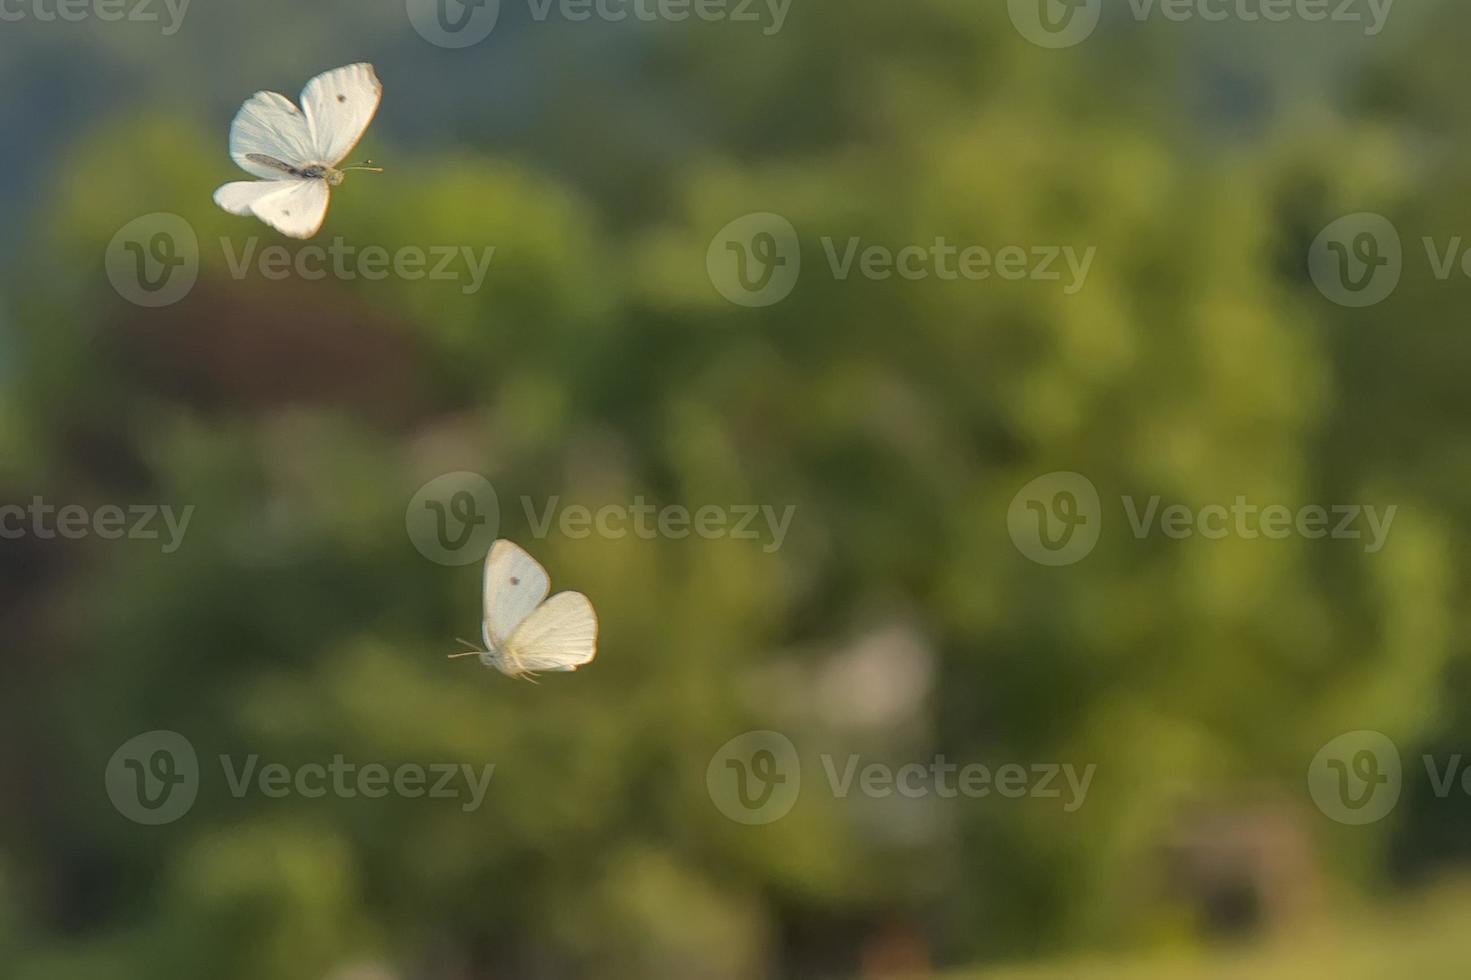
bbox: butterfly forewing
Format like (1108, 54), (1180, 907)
(503, 592), (599, 674)
(301, 63), (383, 166)
(229, 90), (318, 180)
(481, 540), (550, 652)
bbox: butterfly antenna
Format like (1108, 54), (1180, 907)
(447, 637), (483, 660)
(341, 159), (384, 174)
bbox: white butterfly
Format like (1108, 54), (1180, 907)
(449, 540), (599, 679)
(213, 63), (384, 240)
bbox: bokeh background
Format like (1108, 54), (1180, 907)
(5, 0), (1471, 976)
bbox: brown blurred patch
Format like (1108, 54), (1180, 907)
(107, 276), (433, 427)
(1162, 796), (1324, 939)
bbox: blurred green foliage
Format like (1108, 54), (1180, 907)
(3, 1), (1471, 977)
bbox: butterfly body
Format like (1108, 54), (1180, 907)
(244, 153), (346, 185)
(214, 63), (383, 239)
(451, 540), (599, 680)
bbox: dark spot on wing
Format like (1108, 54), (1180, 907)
(338, 95), (347, 102)
(510, 577), (520, 585)
(283, 210), (291, 216)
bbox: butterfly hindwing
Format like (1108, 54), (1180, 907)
(503, 591), (599, 674)
(213, 179), (298, 216)
(301, 63), (383, 167)
(246, 179), (331, 240)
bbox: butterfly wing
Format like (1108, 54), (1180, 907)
(243, 179), (331, 240)
(213, 179), (298, 216)
(503, 592), (599, 674)
(229, 90), (318, 179)
(482, 540), (551, 652)
(300, 63), (382, 166)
